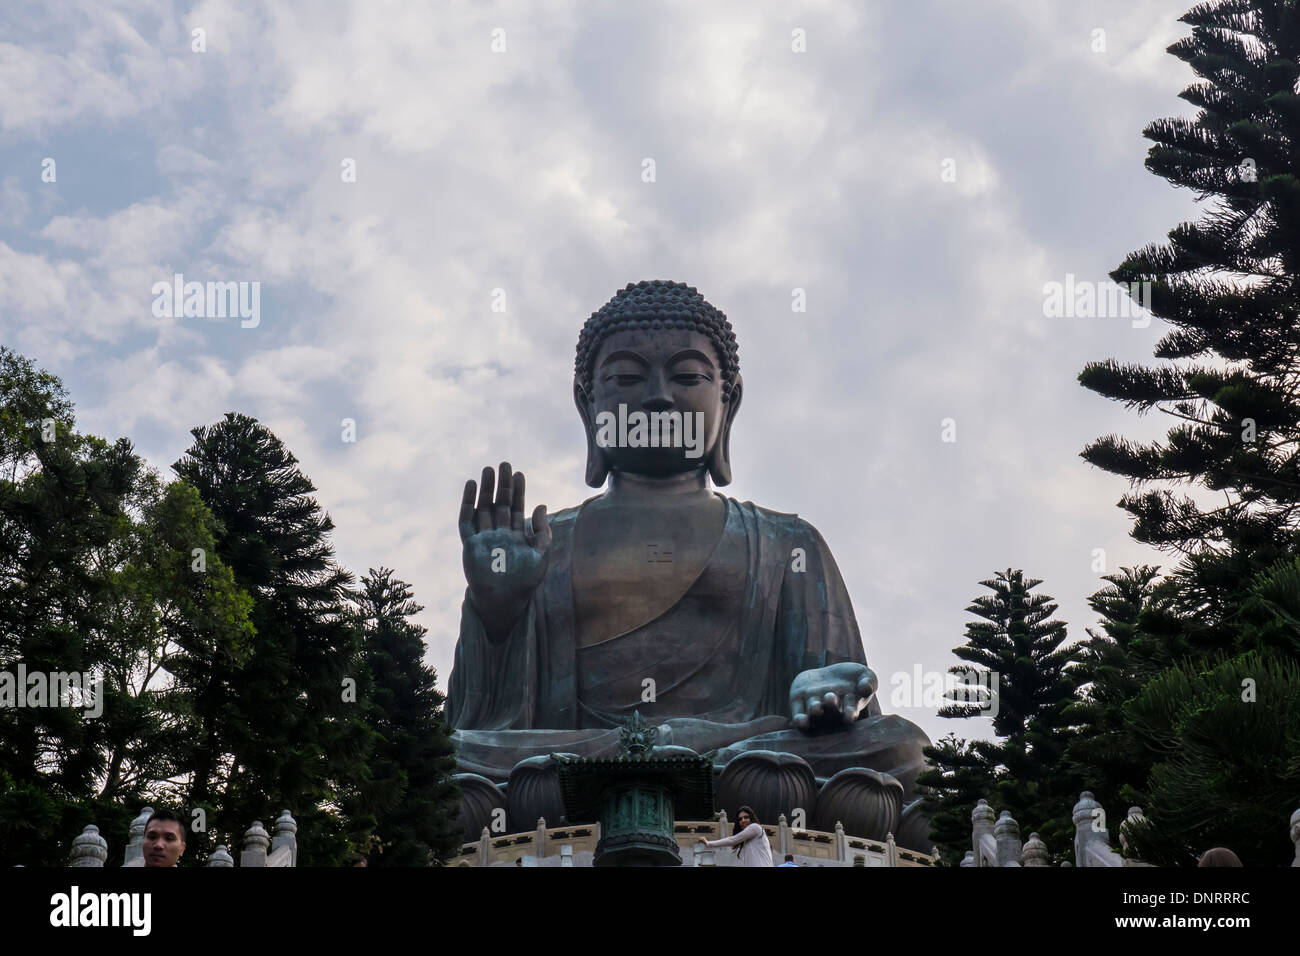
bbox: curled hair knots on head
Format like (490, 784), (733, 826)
(575, 280), (739, 401)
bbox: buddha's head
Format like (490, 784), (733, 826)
(574, 280), (743, 487)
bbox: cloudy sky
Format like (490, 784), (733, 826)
(1, 0), (1206, 746)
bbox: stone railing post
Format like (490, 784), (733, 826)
(1021, 832), (1050, 866)
(994, 810), (1022, 867)
(270, 809), (297, 866)
(534, 817), (547, 859)
(971, 798), (995, 867)
(478, 826), (491, 867)
(777, 813), (790, 858)
(1073, 792), (1124, 867)
(70, 824), (107, 867)
(1073, 792), (1101, 867)
(1119, 806), (1146, 857)
(241, 820), (270, 867)
(716, 810), (729, 842)
(1289, 808), (1299, 867)
(835, 820), (847, 863)
(123, 806), (153, 866)
(208, 845), (234, 867)
(960, 850), (975, 867)
(885, 831), (898, 867)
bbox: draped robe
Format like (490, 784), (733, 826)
(447, 496), (929, 795)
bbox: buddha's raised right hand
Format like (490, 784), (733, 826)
(459, 462), (552, 642)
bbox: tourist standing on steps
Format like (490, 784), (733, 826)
(698, 806), (773, 867)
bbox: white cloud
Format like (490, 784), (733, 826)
(1, 0), (1202, 751)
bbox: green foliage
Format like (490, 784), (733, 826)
(0, 348), (260, 864)
(941, 570), (1075, 739)
(1076, 0), (1300, 866)
(351, 568), (461, 865)
(1062, 567), (1165, 820)
(922, 570), (1081, 864)
(1121, 650), (1300, 866)
(1, 352), (460, 866)
(1080, 0), (1300, 574)
(172, 412), (376, 866)
(916, 734), (992, 867)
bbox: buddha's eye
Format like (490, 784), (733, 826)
(602, 370), (643, 386)
(674, 373), (708, 385)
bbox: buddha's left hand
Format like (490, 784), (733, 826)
(788, 662), (877, 731)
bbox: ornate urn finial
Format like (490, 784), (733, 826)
(618, 710), (658, 757)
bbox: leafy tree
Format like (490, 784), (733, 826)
(352, 568), (461, 865)
(173, 412), (374, 865)
(0, 347), (140, 806)
(0, 349), (253, 865)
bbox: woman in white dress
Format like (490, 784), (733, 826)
(699, 806), (774, 867)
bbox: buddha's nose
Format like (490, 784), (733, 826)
(642, 372), (673, 411)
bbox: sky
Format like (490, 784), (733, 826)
(0, 0), (1208, 747)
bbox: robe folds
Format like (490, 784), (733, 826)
(448, 496), (929, 795)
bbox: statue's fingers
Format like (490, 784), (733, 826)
(790, 695), (806, 727)
(476, 466), (496, 530)
(807, 695), (823, 719)
(857, 671), (877, 698)
(494, 462), (513, 528)
(842, 693), (857, 723)
(528, 504), (552, 552)
(510, 472), (526, 532)
(822, 691), (839, 713)
(459, 480), (477, 541)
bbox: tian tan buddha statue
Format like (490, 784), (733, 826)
(447, 280), (933, 850)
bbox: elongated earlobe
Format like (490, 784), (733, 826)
(708, 375), (743, 487)
(574, 380), (610, 487)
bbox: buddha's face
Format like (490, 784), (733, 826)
(586, 328), (728, 477)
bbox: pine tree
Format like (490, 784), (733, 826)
(173, 412), (374, 864)
(921, 570), (1081, 863)
(1062, 566), (1164, 815)
(1076, 0), (1300, 863)
(1122, 647), (1300, 866)
(916, 734), (994, 866)
(1079, 0), (1300, 652)
(943, 570), (1076, 743)
(352, 568), (461, 865)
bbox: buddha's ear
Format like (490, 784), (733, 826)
(574, 380), (610, 488)
(708, 374), (743, 487)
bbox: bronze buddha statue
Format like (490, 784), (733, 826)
(448, 280), (931, 848)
